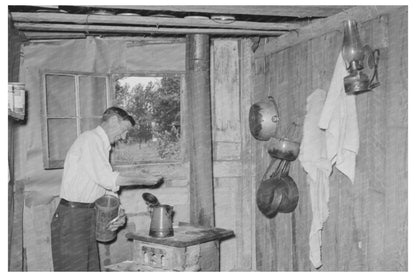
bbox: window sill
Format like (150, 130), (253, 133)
(113, 161), (184, 170)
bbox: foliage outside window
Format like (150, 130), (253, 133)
(112, 74), (182, 164)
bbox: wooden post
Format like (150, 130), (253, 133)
(186, 34), (215, 228)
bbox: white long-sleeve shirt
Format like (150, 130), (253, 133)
(59, 126), (120, 203)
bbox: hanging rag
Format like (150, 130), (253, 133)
(319, 52), (359, 183)
(299, 88), (332, 269)
(299, 52), (360, 268)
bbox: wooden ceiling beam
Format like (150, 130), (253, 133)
(87, 5), (354, 18)
(257, 5), (401, 55)
(22, 32), (86, 40)
(11, 12), (302, 31)
(14, 22), (286, 36)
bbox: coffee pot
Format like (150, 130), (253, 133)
(142, 193), (174, 238)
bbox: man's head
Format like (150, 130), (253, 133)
(101, 107), (135, 144)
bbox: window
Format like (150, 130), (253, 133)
(41, 72), (184, 169)
(42, 73), (109, 169)
(111, 74), (183, 165)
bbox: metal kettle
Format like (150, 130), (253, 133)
(142, 193), (174, 238)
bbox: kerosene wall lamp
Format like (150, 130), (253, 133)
(342, 19), (380, 94)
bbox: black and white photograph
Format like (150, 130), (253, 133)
(5, 2), (410, 272)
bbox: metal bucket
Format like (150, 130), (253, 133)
(95, 195), (120, 242)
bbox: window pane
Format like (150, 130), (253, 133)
(112, 75), (181, 164)
(47, 118), (77, 161)
(46, 75), (76, 117)
(79, 76), (107, 117)
(81, 118), (101, 133)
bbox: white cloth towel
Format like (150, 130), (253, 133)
(319, 52), (359, 183)
(299, 52), (360, 268)
(299, 89), (332, 269)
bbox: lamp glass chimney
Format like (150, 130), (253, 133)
(342, 20), (364, 71)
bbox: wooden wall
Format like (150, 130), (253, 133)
(8, 15), (26, 271)
(211, 39), (255, 271)
(252, 6), (407, 271)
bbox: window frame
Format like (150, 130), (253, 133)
(41, 71), (111, 169)
(40, 69), (188, 169)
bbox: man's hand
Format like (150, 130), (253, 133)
(140, 175), (164, 186)
(153, 176), (164, 186)
(106, 209), (126, 232)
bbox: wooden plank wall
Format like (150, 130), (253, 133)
(211, 39), (242, 271)
(253, 7), (407, 271)
(211, 39), (257, 271)
(8, 16), (25, 271)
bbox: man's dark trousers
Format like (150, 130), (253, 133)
(51, 199), (100, 271)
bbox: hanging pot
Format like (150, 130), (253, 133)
(256, 159), (299, 218)
(267, 122), (301, 161)
(249, 96), (279, 141)
(268, 137), (300, 161)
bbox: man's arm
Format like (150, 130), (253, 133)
(106, 174), (163, 232)
(115, 173), (164, 187)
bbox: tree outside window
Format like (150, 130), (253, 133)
(112, 74), (182, 164)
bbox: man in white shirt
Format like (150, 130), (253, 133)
(51, 107), (163, 271)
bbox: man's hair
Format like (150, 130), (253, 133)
(102, 107), (135, 126)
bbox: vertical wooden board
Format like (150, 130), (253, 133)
(291, 47), (311, 271)
(238, 39), (255, 270)
(214, 142), (241, 161)
(180, 74), (189, 161)
(253, 51), (271, 270)
(367, 190), (386, 270)
(266, 53), (279, 271)
(384, 8), (408, 128)
(212, 40), (241, 142)
(10, 180), (25, 271)
(348, 66), (372, 271)
(213, 161), (242, 178)
(214, 177), (238, 271)
(352, 86), (371, 271)
(383, 7), (408, 271)
(384, 127), (407, 270)
(281, 45), (298, 271)
(254, 52), (273, 270)
(362, 19), (387, 271)
(275, 214), (294, 271)
(269, 52), (293, 271)
(335, 171), (355, 271)
(272, 51), (290, 138)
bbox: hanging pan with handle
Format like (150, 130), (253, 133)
(249, 96), (279, 141)
(256, 159), (299, 218)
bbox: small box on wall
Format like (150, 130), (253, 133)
(8, 82), (25, 120)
